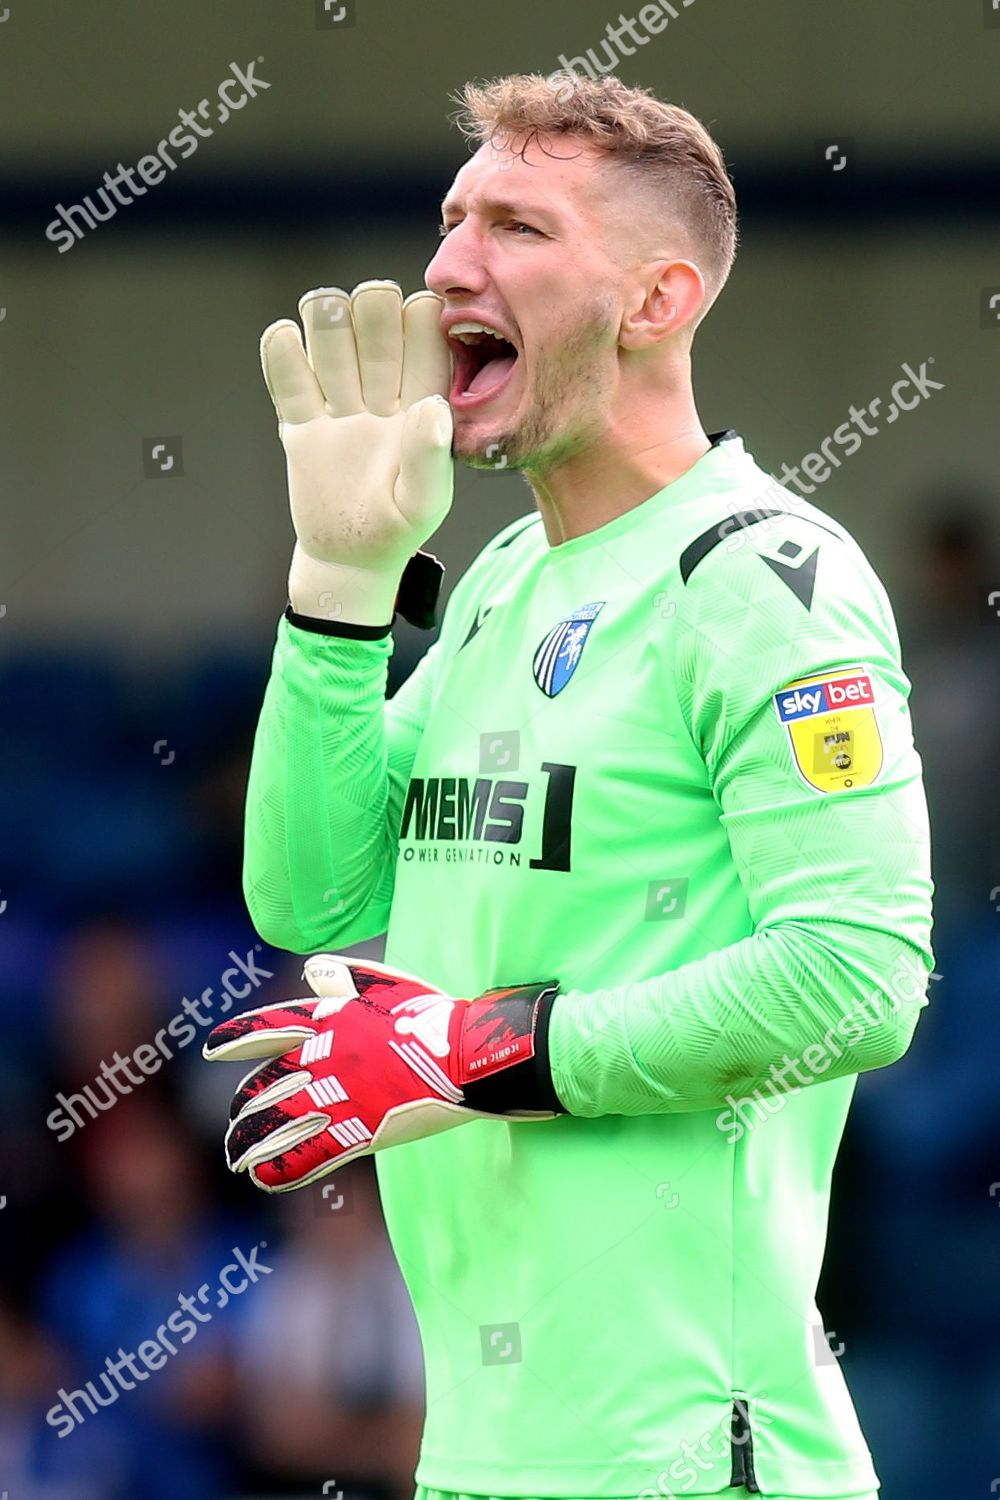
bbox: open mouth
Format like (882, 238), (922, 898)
(448, 324), (520, 406)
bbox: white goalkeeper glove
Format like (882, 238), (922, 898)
(260, 281), (454, 627)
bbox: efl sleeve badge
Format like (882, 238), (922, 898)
(773, 669), (884, 793)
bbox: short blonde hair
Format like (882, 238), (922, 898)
(452, 73), (738, 313)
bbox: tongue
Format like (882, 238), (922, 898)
(468, 353), (517, 396)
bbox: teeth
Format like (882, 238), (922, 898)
(450, 321), (507, 344)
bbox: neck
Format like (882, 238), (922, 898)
(525, 383), (710, 548)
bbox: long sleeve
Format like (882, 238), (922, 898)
(242, 615), (439, 953)
(547, 522), (935, 1118)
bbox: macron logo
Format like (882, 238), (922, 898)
(775, 673), (874, 722)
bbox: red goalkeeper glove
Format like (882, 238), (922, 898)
(203, 955), (563, 1192)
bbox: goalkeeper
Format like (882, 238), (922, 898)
(207, 75), (933, 1500)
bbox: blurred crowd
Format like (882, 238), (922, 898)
(0, 628), (426, 1500)
(2, 508), (999, 1498)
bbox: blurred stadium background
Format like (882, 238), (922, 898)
(2, 1), (999, 1495)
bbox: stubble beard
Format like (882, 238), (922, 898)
(456, 294), (620, 476)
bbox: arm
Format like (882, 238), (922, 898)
(242, 616), (440, 954)
(241, 278), (453, 953)
(547, 531), (935, 1119)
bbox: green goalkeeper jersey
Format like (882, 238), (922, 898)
(243, 432), (933, 1498)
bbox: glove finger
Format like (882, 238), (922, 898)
(202, 998), (320, 1063)
(247, 1118), (373, 1192)
(301, 954), (361, 1007)
(248, 1097), (479, 1192)
(248, 1154), (348, 1194)
(259, 320), (327, 425)
(308, 955), (450, 1023)
(301, 954), (434, 1026)
(297, 286), (364, 417)
(394, 396), (454, 529)
(228, 1053), (311, 1123)
(351, 281), (404, 417)
(225, 1102), (328, 1173)
(325, 953), (442, 991)
(400, 291), (451, 408)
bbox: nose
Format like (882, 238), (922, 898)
(424, 221), (488, 300)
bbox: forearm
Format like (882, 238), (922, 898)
(548, 918), (934, 1118)
(242, 614), (398, 953)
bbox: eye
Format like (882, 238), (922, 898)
(507, 220), (539, 236)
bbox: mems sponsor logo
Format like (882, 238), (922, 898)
(400, 765), (576, 871)
(401, 776), (526, 843)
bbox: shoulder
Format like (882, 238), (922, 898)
(476, 509), (544, 563)
(676, 476), (897, 651)
(439, 509), (543, 635)
(671, 474), (908, 742)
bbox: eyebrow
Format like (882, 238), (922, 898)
(439, 196), (559, 224)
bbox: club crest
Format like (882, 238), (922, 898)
(532, 601), (605, 697)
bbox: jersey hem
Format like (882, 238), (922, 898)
(414, 1449), (878, 1497)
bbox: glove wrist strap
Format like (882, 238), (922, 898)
(285, 549), (445, 636)
(458, 983), (566, 1116)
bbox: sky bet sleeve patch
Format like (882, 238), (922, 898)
(773, 668), (884, 793)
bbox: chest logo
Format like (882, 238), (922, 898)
(532, 600), (605, 698)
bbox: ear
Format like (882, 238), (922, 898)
(619, 260), (706, 349)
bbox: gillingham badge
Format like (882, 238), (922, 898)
(532, 601), (605, 698)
